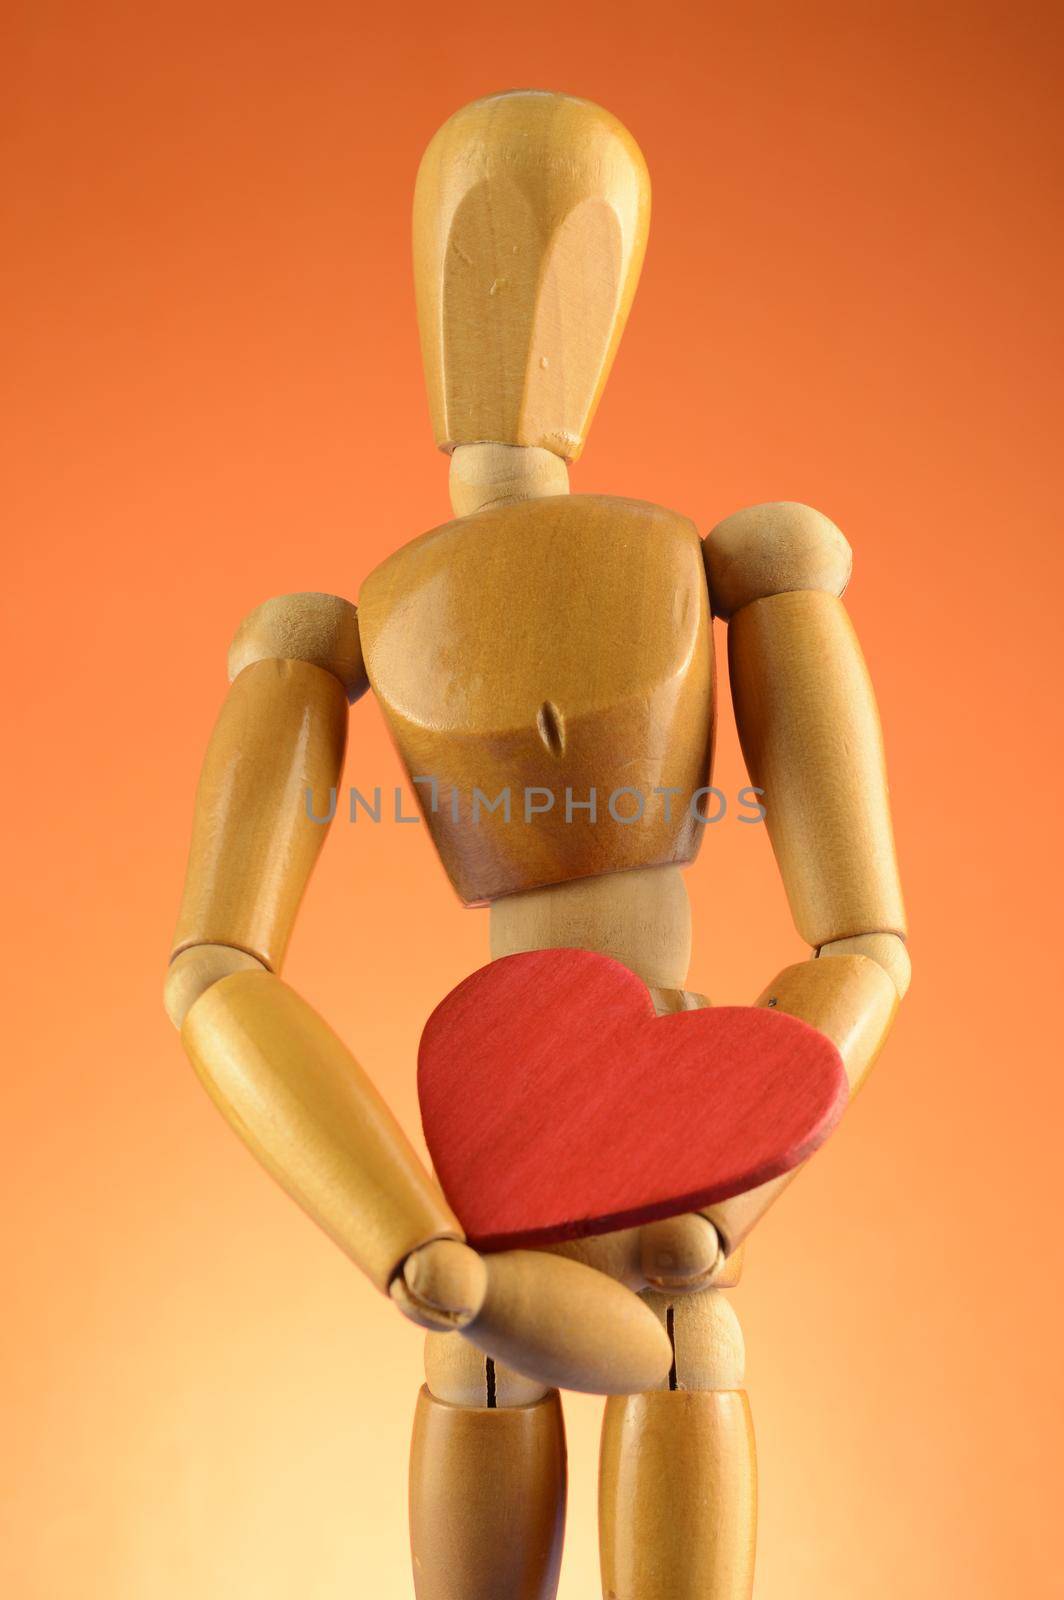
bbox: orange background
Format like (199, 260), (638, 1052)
(4, 3), (1062, 1596)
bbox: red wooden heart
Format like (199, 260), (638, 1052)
(418, 948), (848, 1252)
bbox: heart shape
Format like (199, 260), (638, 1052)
(418, 948), (848, 1252)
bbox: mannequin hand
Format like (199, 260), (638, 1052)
(390, 1236), (673, 1395)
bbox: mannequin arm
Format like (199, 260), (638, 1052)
(702, 505), (910, 1252)
(164, 592), (670, 1393)
(164, 590), (456, 1289)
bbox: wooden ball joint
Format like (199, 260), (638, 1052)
(166, 89), (910, 1600)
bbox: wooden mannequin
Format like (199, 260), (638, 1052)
(166, 90), (909, 1598)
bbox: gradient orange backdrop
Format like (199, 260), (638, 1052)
(4, 3), (1062, 1596)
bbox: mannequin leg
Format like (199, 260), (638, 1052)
(599, 1285), (756, 1599)
(410, 1332), (567, 1600)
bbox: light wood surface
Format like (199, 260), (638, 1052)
(414, 91), (650, 462)
(393, 1243), (676, 1395)
(459, 1248), (673, 1396)
(704, 501), (852, 619)
(410, 1387), (566, 1600)
(702, 1241), (746, 1287)
(171, 658), (348, 970)
(543, 1226), (647, 1289)
(424, 1331), (548, 1408)
(648, 984), (711, 1014)
(599, 1389), (757, 1600)
(163, 942), (266, 1028)
(641, 1286), (746, 1391)
(226, 592), (368, 701)
(703, 953), (897, 1252)
(358, 494), (715, 903)
(490, 865), (692, 989)
(820, 930), (911, 997)
(393, 1239), (488, 1331)
(757, 953), (898, 1093)
(181, 969), (460, 1292)
(547, 1218), (739, 1293)
(729, 590), (906, 946)
(639, 1213), (723, 1292)
(448, 442), (569, 518)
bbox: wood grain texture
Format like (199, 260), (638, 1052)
(729, 589), (907, 946)
(758, 954), (899, 1094)
(639, 1213), (723, 1292)
(599, 1390), (757, 1600)
(448, 442), (569, 518)
(545, 1215), (731, 1294)
(410, 1387), (566, 1600)
(640, 1287), (746, 1391)
(181, 969), (460, 1292)
(418, 948), (847, 1251)
(490, 865), (692, 990)
(704, 501), (852, 619)
(389, 1209), (673, 1395)
(358, 494), (715, 904)
(704, 953), (898, 1253)
(820, 930), (911, 997)
(542, 1226), (647, 1289)
(459, 1247), (673, 1396)
(648, 984), (711, 1015)
(163, 942), (266, 1028)
(171, 658), (348, 970)
(226, 592), (368, 702)
(700, 1240), (746, 1287)
(424, 1331), (548, 1408)
(414, 91), (649, 462)
(392, 1238), (488, 1331)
